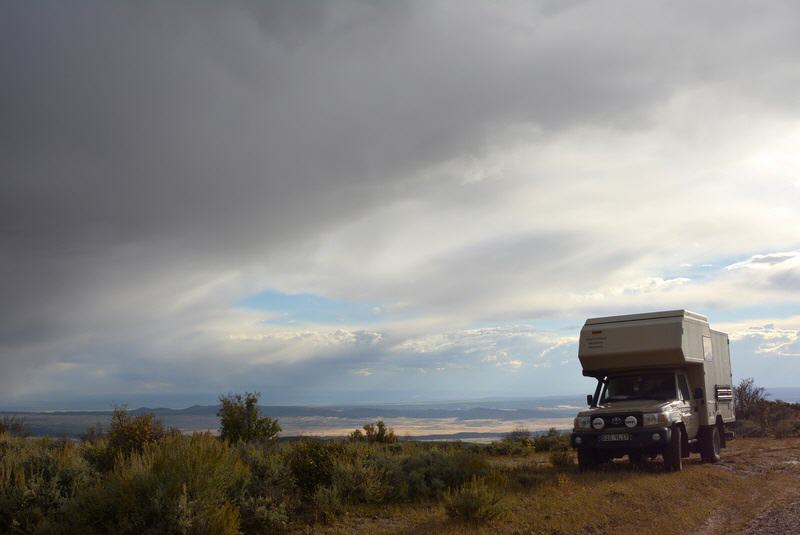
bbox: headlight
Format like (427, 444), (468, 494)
(643, 413), (670, 426)
(574, 416), (591, 429)
(591, 417), (605, 430)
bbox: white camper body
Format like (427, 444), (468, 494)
(578, 310), (734, 426)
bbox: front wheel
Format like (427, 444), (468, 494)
(700, 425), (721, 463)
(663, 426), (683, 472)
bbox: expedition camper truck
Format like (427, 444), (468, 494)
(570, 310), (735, 471)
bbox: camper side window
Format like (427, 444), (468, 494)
(677, 375), (691, 401)
(702, 336), (713, 361)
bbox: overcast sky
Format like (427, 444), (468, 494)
(2, 1), (800, 409)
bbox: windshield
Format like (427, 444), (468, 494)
(601, 372), (676, 402)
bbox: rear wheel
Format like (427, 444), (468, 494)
(700, 425), (722, 463)
(578, 449), (597, 471)
(663, 426), (683, 472)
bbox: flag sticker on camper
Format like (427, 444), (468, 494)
(587, 330), (606, 349)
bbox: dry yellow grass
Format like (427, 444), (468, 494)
(318, 438), (800, 535)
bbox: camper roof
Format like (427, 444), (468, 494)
(585, 309), (707, 326)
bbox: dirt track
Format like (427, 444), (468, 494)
(695, 440), (800, 534)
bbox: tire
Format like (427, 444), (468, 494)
(663, 426), (683, 472)
(578, 449), (597, 471)
(700, 425), (722, 463)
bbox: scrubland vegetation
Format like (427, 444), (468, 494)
(2, 380), (800, 534)
(731, 378), (800, 438)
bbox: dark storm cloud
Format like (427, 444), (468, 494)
(3, 1), (800, 404)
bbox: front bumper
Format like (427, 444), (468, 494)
(570, 426), (671, 450)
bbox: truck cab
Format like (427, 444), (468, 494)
(570, 310), (735, 471)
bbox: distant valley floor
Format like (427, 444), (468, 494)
(0, 396), (581, 439)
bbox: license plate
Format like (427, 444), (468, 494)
(599, 433), (629, 442)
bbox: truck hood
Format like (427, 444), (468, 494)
(577, 399), (676, 417)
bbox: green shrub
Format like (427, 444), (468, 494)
(109, 407), (169, 453)
(286, 440), (341, 498)
(81, 407), (174, 472)
(443, 477), (503, 523)
(361, 421), (398, 444)
(237, 445), (296, 534)
(330, 454), (388, 504)
(312, 485), (344, 523)
(486, 440), (530, 456)
(70, 433), (247, 535)
(503, 427), (532, 445)
(489, 427), (533, 455)
(80, 437), (110, 473)
(218, 392), (281, 444)
(0, 435), (96, 534)
(774, 419), (800, 438)
(730, 378), (800, 437)
(380, 449), (488, 501)
(731, 419), (767, 438)
(238, 494), (290, 534)
(102, 407), (174, 468)
(533, 428), (569, 452)
(549, 449), (574, 468)
(488, 427), (571, 456)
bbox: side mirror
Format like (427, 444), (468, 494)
(586, 394), (593, 407)
(694, 387), (704, 400)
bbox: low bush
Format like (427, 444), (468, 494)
(774, 419), (800, 439)
(489, 427), (533, 455)
(0, 435), (95, 534)
(85, 407), (176, 471)
(350, 420), (398, 444)
(238, 494), (290, 534)
(69, 433), (247, 535)
(731, 378), (800, 438)
(380, 449), (488, 501)
(503, 427), (532, 445)
(312, 485), (344, 523)
(731, 418), (766, 438)
(286, 440), (341, 499)
(533, 428), (570, 452)
(237, 445), (296, 534)
(330, 454), (389, 504)
(443, 477), (503, 523)
(549, 449), (574, 468)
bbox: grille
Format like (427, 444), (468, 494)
(598, 413), (642, 429)
(715, 385), (733, 401)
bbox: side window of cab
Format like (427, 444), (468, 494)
(677, 374), (691, 402)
